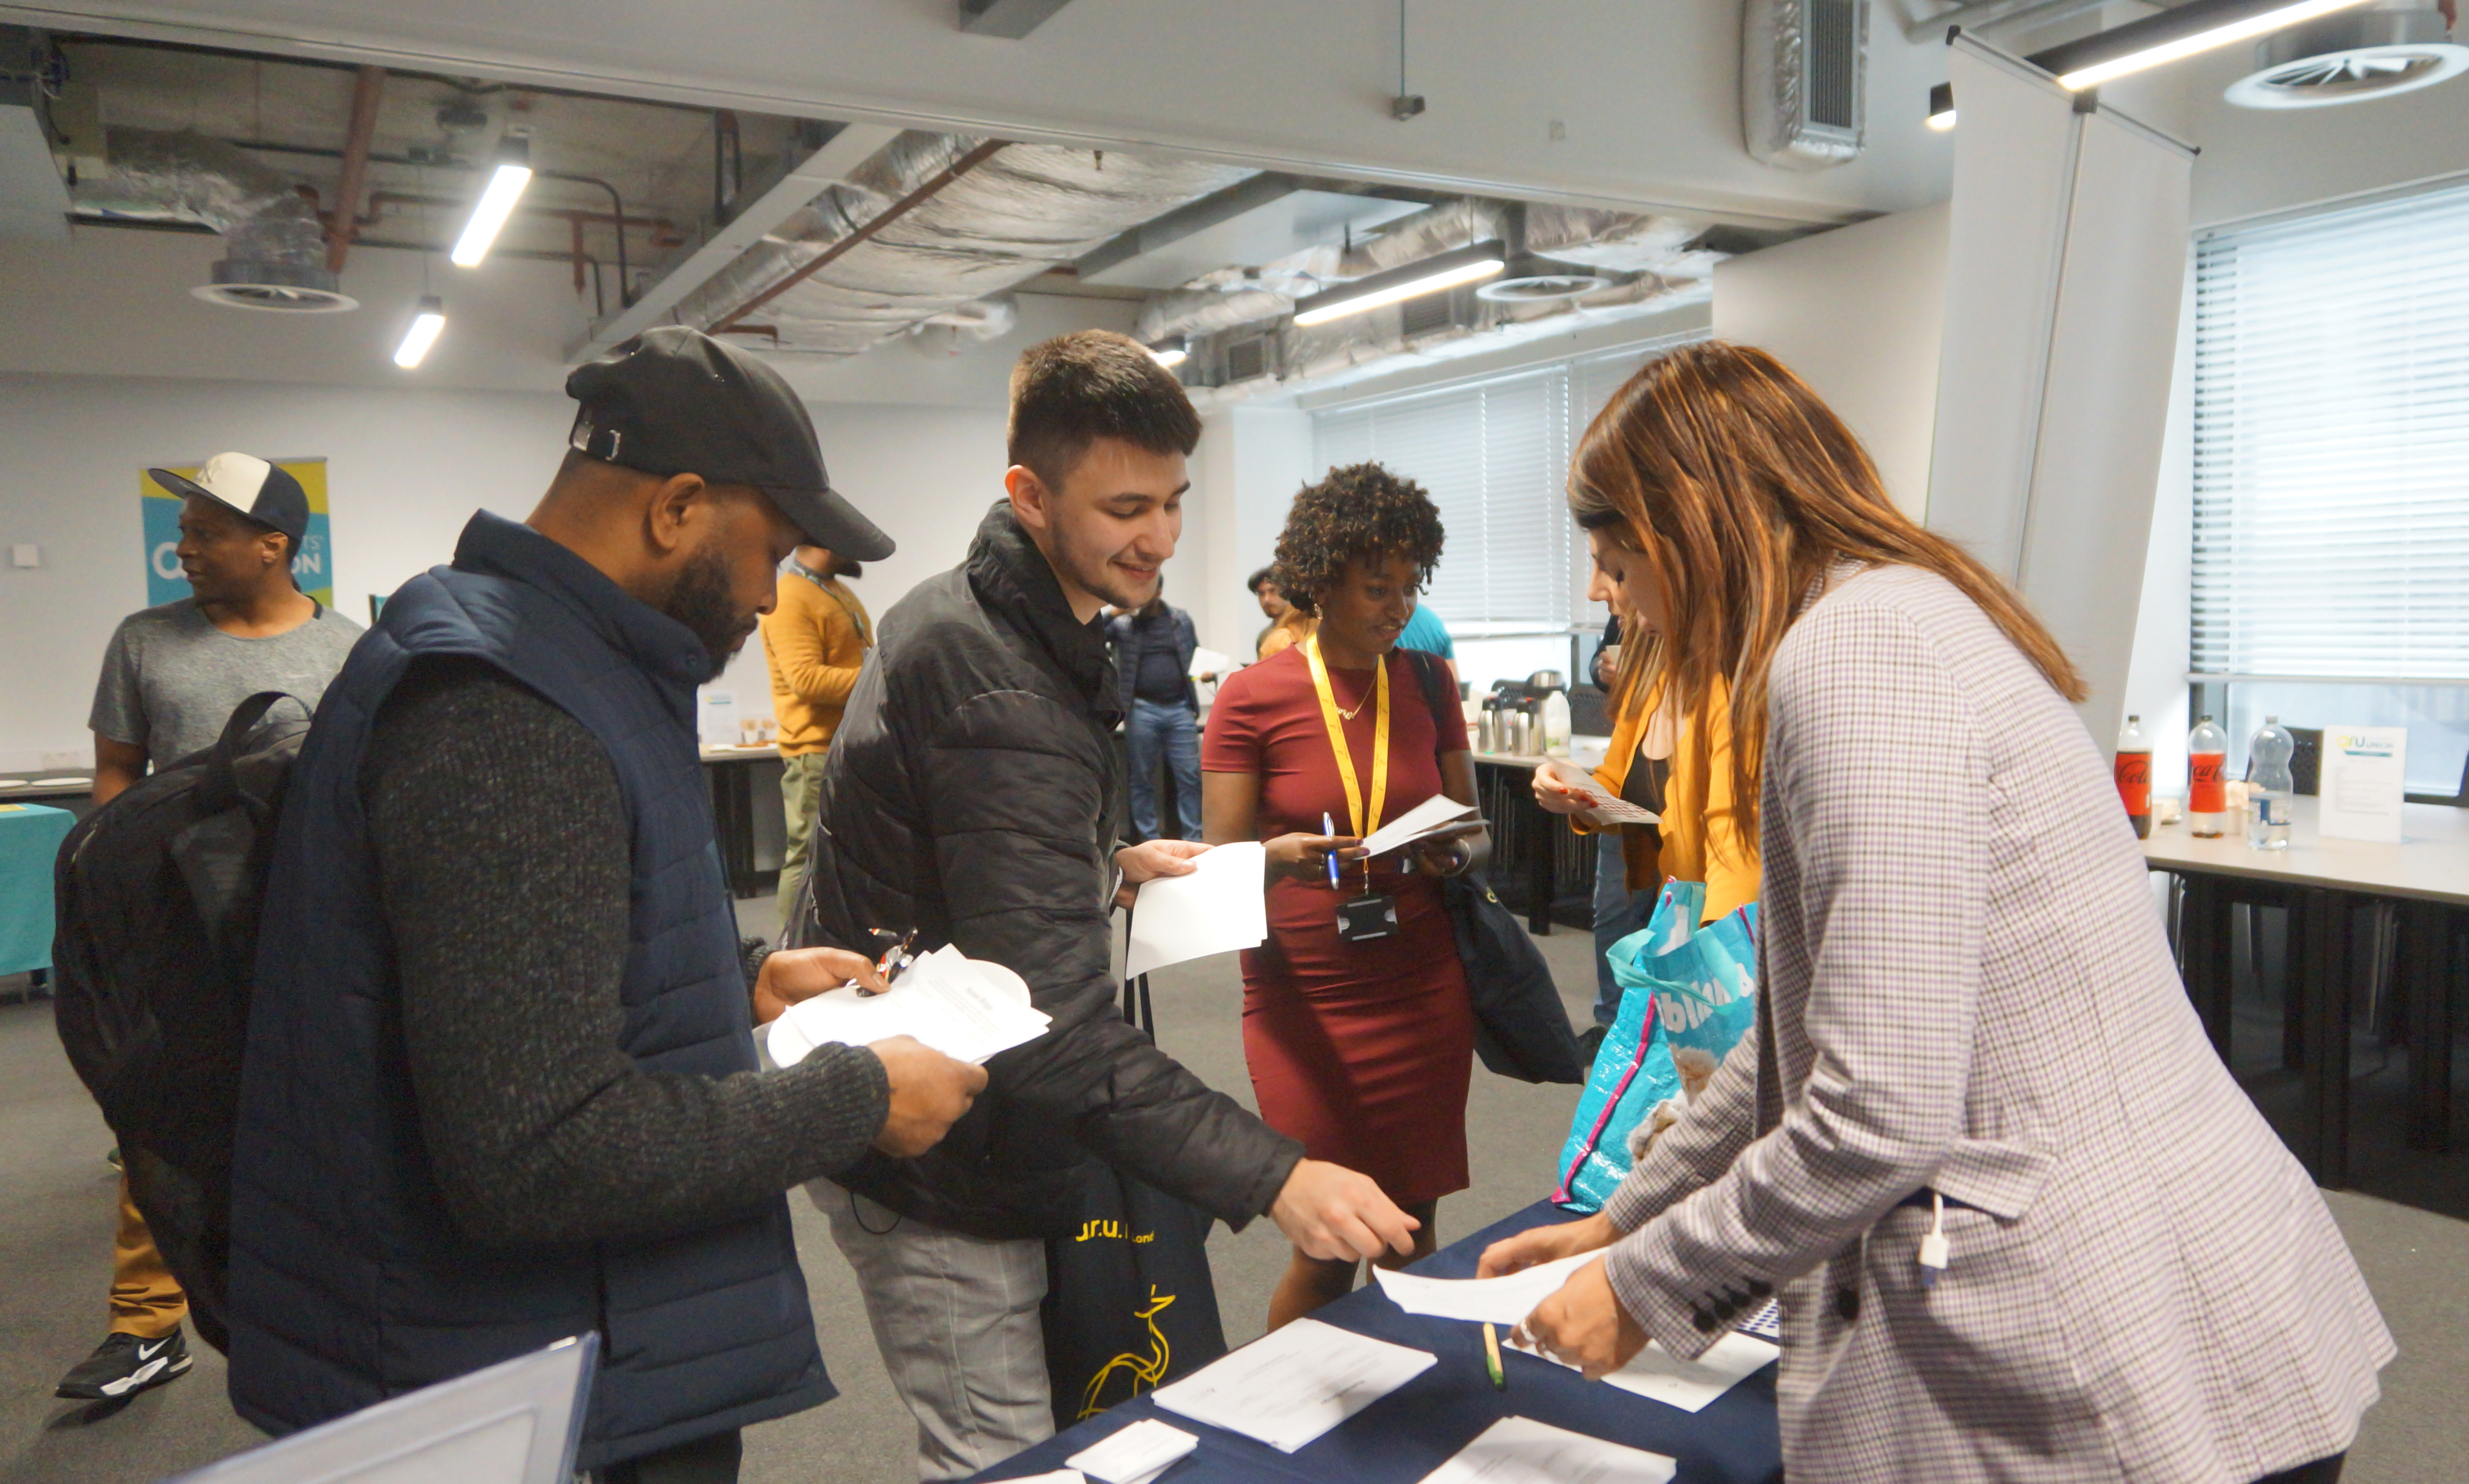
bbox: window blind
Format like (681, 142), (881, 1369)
(2192, 183), (2469, 686)
(1309, 337), (1695, 636)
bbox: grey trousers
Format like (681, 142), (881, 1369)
(812, 1181), (1053, 1484)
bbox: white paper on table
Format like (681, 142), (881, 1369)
(2318, 725), (2408, 844)
(1537, 759), (1659, 827)
(766, 946), (1050, 1067)
(1151, 1317), (1435, 1453)
(1370, 1251), (1597, 1326)
(1415, 1416), (1676, 1484)
(1064, 1417), (1196, 1484)
(1125, 842), (1267, 978)
(1188, 647), (1233, 681)
(1506, 1330), (1781, 1414)
(1358, 793), (1483, 858)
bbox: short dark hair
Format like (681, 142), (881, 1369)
(1271, 462), (1446, 618)
(1007, 330), (1200, 494)
(1246, 566), (1278, 594)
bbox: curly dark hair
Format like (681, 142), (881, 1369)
(1270, 462), (1446, 618)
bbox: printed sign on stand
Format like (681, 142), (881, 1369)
(2318, 726), (2407, 844)
(142, 458), (334, 608)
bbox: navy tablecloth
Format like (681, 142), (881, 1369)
(966, 1199), (1781, 1484)
(0, 803), (76, 977)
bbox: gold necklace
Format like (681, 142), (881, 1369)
(1330, 669), (1374, 721)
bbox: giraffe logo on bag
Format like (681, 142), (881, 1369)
(1077, 1285), (1177, 1420)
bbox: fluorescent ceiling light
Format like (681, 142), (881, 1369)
(2035, 0), (2376, 91)
(393, 295), (446, 368)
(1927, 81), (1957, 130)
(449, 133), (533, 268)
(1148, 337), (1188, 369)
(1291, 241), (1507, 328)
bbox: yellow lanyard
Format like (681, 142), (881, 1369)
(1304, 636), (1389, 838)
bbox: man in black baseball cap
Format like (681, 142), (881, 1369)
(228, 327), (975, 1483)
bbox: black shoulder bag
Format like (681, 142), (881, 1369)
(1406, 652), (1589, 1086)
(1036, 920), (1231, 1429)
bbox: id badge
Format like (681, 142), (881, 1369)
(1335, 892), (1398, 942)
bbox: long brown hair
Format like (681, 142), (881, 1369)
(1570, 340), (2083, 843)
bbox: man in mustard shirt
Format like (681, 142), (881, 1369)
(763, 544), (871, 929)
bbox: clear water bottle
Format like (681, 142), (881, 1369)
(2115, 713), (2152, 839)
(2189, 715), (2229, 838)
(2247, 715), (2294, 850)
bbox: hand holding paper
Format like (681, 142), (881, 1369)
(1126, 841), (1267, 977)
(1535, 759), (1658, 826)
(767, 946), (1051, 1067)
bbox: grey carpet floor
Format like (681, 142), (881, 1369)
(0, 900), (2460, 1483)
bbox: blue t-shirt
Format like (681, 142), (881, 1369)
(1397, 604), (1454, 660)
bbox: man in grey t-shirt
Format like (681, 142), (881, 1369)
(61, 453), (362, 1406)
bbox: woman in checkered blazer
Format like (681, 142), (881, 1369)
(1483, 342), (2391, 1484)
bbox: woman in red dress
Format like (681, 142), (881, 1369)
(1202, 463), (1486, 1329)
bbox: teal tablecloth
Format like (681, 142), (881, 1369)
(0, 803), (76, 975)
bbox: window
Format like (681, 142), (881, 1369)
(1308, 334), (1701, 692)
(2192, 182), (2469, 795)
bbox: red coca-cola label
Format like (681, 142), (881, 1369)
(2189, 753), (2227, 814)
(2115, 751), (2151, 816)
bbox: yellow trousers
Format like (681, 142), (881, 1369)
(111, 1172), (187, 1338)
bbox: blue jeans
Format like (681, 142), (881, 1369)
(1127, 698), (1202, 841)
(1591, 829), (1653, 1026)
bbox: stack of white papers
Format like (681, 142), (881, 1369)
(1151, 1318), (1435, 1452)
(1507, 1330), (1780, 1414)
(1359, 793), (1484, 857)
(1064, 1418), (1197, 1484)
(1417, 1417), (1676, 1484)
(1370, 1252), (1598, 1325)
(1537, 760), (1658, 826)
(1125, 842), (1267, 978)
(766, 946), (1051, 1066)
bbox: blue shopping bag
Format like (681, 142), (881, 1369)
(1551, 884), (1760, 1212)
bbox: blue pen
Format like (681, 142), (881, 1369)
(1323, 811), (1342, 887)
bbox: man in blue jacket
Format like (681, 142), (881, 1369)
(229, 329), (987, 1483)
(1106, 584), (1206, 841)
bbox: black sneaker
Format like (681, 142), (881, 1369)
(55, 1330), (191, 1400)
(1578, 1024), (1609, 1062)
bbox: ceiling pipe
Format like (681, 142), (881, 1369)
(323, 64), (386, 272)
(709, 138), (1009, 334)
(1904, 0), (2115, 42)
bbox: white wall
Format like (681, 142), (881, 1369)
(20, 0), (1959, 229)
(1189, 404), (1313, 666)
(1711, 201), (1949, 519)
(0, 371), (1011, 771)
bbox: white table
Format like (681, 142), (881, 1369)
(2142, 797), (2469, 1182)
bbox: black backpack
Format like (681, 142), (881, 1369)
(51, 691), (310, 1355)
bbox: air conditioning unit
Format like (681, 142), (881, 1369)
(1742, 0), (1866, 172)
(2225, 2), (2469, 109)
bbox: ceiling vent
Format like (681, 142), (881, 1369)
(1222, 333), (1276, 385)
(192, 209), (358, 312)
(2226, 3), (2469, 109)
(75, 128), (357, 311)
(1475, 269), (1614, 305)
(1743, 0), (1866, 171)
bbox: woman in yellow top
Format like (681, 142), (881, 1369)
(1533, 511), (1760, 1034)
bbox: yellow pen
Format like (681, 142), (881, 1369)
(1482, 1322), (1506, 1391)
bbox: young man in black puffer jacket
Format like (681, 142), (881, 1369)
(792, 331), (1417, 1480)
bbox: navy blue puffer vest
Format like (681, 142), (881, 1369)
(228, 512), (829, 1469)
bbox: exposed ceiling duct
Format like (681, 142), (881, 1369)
(71, 127), (355, 311)
(671, 131), (1254, 356)
(1743, 0), (1867, 171)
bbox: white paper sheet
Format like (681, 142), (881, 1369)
(1188, 647), (1233, 680)
(1064, 1418), (1196, 1484)
(1370, 1252), (1598, 1326)
(1125, 842), (1267, 978)
(1358, 793), (1483, 858)
(1537, 759), (1659, 826)
(1416, 1416), (1676, 1484)
(1151, 1317), (1435, 1453)
(766, 946), (1050, 1066)
(1507, 1330), (1781, 1414)
(2318, 725), (2408, 844)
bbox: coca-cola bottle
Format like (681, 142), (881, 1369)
(2115, 714), (2152, 839)
(2188, 715), (2229, 838)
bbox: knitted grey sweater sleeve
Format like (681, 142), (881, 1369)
(363, 655), (889, 1248)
